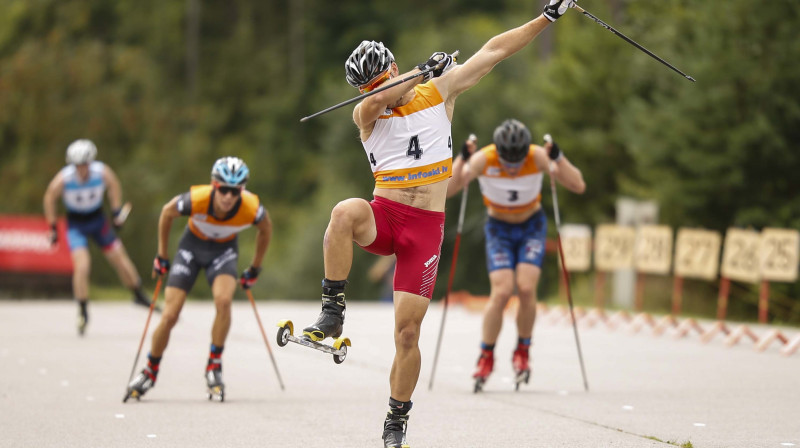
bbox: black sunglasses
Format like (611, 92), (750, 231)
(216, 185), (242, 197)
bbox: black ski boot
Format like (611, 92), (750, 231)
(77, 300), (88, 336)
(302, 279), (347, 341)
(382, 412), (410, 448)
(124, 366), (156, 402)
(382, 398), (412, 448)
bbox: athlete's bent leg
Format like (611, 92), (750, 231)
(515, 263), (542, 339)
(71, 248), (91, 301)
(389, 292), (430, 401)
(150, 286), (188, 357)
(104, 243), (141, 289)
(481, 269), (515, 345)
(210, 274), (236, 347)
(304, 199), (377, 340)
(323, 198), (378, 279)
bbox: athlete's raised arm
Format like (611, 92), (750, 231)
(436, 0), (575, 100)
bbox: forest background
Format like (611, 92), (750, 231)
(2, 0), (799, 324)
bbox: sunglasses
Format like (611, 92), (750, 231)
(359, 70), (391, 94)
(214, 182), (242, 197)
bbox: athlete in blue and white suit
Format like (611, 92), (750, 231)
(43, 139), (152, 335)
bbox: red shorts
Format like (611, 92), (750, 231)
(360, 196), (446, 299)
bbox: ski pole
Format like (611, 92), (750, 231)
(428, 181), (470, 391)
(246, 288), (286, 391)
(123, 276), (163, 401)
(545, 134), (589, 392)
(574, 5), (695, 82)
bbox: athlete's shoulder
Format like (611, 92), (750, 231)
(190, 184), (213, 195)
(59, 164), (76, 177)
(241, 190), (260, 208)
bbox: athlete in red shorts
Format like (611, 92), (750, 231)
(301, 1), (577, 446)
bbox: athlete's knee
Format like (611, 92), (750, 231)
(214, 297), (233, 315)
(395, 324), (421, 350)
(516, 285), (537, 304)
(161, 311), (180, 329)
(490, 285), (514, 305)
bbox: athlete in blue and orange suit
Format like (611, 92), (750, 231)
(43, 139), (153, 336)
(300, 0), (578, 445)
(126, 157), (272, 400)
(447, 119), (585, 390)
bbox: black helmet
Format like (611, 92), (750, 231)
(345, 40), (395, 88)
(493, 119), (531, 163)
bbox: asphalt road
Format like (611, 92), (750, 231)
(1, 300), (798, 448)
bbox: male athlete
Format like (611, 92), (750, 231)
(43, 139), (152, 336)
(125, 157), (272, 401)
(300, 1), (577, 446)
(447, 119), (585, 390)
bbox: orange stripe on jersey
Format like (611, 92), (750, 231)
(187, 185), (261, 242)
(481, 144), (541, 177)
(482, 196), (541, 214)
(377, 83), (444, 119)
(374, 158), (453, 189)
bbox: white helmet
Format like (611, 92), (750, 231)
(66, 139), (98, 165)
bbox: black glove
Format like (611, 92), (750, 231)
(460, 133), (478, 161)
(49, 224), (58, 246)
(153, 255), (171, 276)
(417, 52), (457, 82)
(543, 134), (564, 162)
(240, 266), (262, 290)
(543, 0), (577, 22)
(548, 141), (563, 161)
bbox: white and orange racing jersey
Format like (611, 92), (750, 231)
(363, 82), (453, 189)
(177, 185), (265, 243)
(477, 144), (543, 214)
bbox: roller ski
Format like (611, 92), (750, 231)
(275, 291), (351, 364)
(123, 367), (156, 402)
(472, 350), (494, 393)
(512, 346), (531, 391)
(275, 319), (351, 364)
(206, 358), (225, 402)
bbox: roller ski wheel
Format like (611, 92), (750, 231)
(512, 348), (531, 392)
(275, 319), (351, 364)
(472, 351), (494, 393)
(77, 314), (87, 337)
(514, 369), (531, 391)
(474, 376), (487, 394)
(206, 368), (224, 403)
(207, 385), (224, 402)
(123, 368), (156, 403)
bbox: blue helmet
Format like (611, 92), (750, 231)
(211, 157), (249, 187)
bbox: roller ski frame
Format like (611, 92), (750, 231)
(512, 348), (531, 392)
(123, 368), (155, 403)
(275, 319), (351, 364)
(514, 368), (531, 391)
(207, 381), (225, 402)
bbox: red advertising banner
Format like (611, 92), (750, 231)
(0, 215), (72, 275)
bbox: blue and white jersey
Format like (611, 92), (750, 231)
(60, 161), (106, 214)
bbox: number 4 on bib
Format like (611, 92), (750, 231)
(407, 135), (423, 160)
